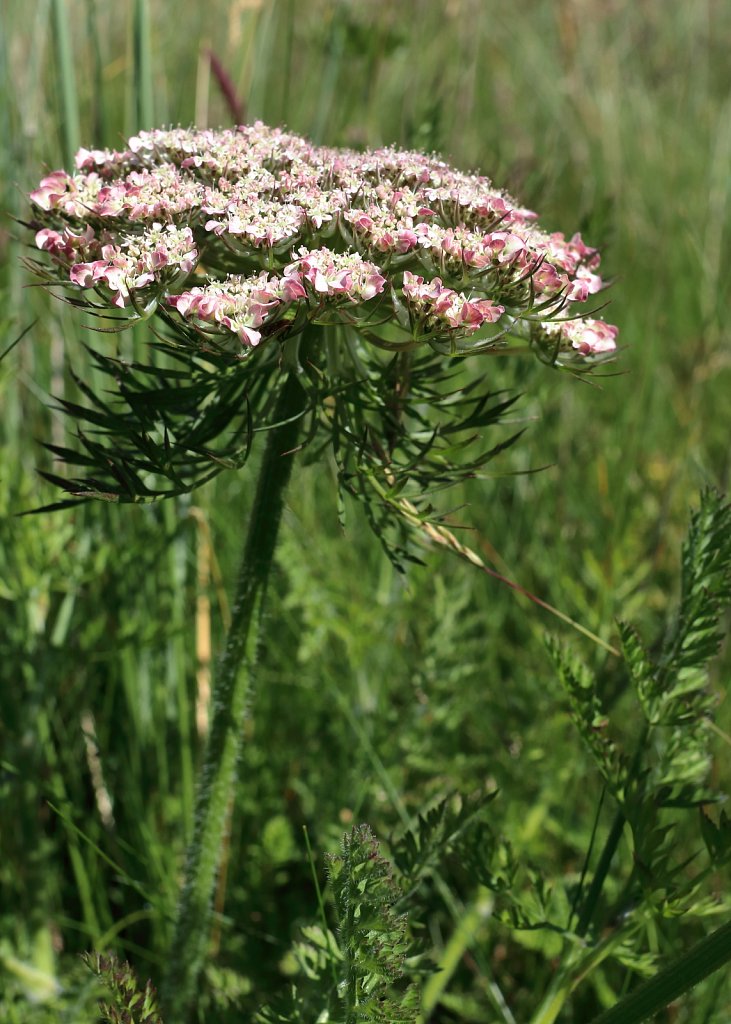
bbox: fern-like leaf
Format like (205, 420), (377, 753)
(256, 826), (419, 1024)
(328, 825), (418, 1024)
(546, 637), (627, 798)
(83, 953), (162, 1024)
(390, 790), (498, 899)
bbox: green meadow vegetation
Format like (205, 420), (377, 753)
(1, 1), (730, 1021)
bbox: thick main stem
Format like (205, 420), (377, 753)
(160, 367), (306, 1022)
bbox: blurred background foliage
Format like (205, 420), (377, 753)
(1, 0), (730, 1020)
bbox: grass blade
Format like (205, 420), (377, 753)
(588, 919), (731, 1024)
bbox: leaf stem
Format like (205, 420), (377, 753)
(160, 364), (307, 1022)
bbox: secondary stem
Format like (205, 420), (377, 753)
(160, 364), (307, 1022)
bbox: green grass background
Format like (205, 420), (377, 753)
(1, 1), (730, 1020)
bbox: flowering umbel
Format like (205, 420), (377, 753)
(30, 121), (616, 359)
(27, 123), (618, 552)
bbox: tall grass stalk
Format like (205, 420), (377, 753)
(50, 0), (80, 167)
(245, 0), (277, 122)
(131, 0), (154, 132)
(309, 12), (346, 143)
(85, 0), (107, 145)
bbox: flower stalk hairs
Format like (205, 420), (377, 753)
(27, 122), (618, 1021)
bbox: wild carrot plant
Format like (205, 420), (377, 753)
(23, 120), (621, 1020)
(24, 121), (729, 1023)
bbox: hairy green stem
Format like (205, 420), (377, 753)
(160, 366), (306, 1022)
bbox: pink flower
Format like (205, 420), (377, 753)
(567, 266), (603, 302)
(402, 271), (443, 302)
(236, 325), (262, 347)
(69, 262), (99, 288)
(350, 213), (374, 231)
(167, 292), (197, 317)
(149, 249), (169, 271)
(568, 232), (601, 269)
(30, 171), (71, 211)
(356, 267), (387, 301)
(562, 319), (618, 355)
(460, 300), (488, 328)
(532, 263), (568, 297)
(486, 231), (525, 264)
(36, 228), (66, 254)
(473, 298), (505, 324)
(34, 228), (96, 262)
(281, 273), (307, 302)
(403, 272), (504, 334)
(75, 147), (118, 171)
(287, 249), (385, 303)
